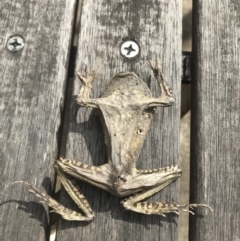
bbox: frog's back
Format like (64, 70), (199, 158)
(101, 72), (152, 98)
(98, 71), (154, 173)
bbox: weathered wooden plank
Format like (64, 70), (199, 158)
(0, 1), (77, 240)
(190, 1), (240, 240)
(56, 0), (181, 240)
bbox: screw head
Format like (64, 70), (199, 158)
(6, 35), (25, 53)
(120, 40), (140, 58)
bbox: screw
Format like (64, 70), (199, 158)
(6, 35), (25, 53)
(120, 40), (140, 58)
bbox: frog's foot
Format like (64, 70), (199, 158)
(76, 64), (99, 98)
(76, 65), (100, 108)
(12, 180), (95, 221)
(178, 203), (213, 215)
(147, 59), (174, 104)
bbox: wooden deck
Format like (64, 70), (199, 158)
(0, 0), (239, 241)
(189, 1), (240, 240)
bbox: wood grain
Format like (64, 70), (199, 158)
(0, 1), (76, 240)
(56, 0), (181, 240)
(190, 1), (240, 240)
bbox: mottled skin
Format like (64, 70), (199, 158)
(13, 61), (211, 221)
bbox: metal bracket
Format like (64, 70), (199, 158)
(182, 51), (191, 84)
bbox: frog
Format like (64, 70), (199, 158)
(14, 60), (211, 221)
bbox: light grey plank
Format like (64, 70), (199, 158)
(57, 0), (181, 240)
(0, 1), (77, 240)
(190, 1), (240, 240)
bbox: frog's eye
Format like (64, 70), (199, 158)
(142, 107), (155, 118)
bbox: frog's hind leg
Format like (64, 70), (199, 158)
(12, 158), (114, 221)
(12, 174), (95, 221)
(121, 166), (212, 216)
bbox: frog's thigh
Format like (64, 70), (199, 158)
(121, 165), (181, 191)
(56, 158), (115, 194)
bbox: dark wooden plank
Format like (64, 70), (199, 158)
(57, 0), (181, 240)
(190, 1), (240, 240)
(0, 1), (77, 240)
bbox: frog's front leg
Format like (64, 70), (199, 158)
(120, 166), (212, 216)
(146, 60), (175, 107)
(76, 65), (100, 108)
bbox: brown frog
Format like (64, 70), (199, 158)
(14, 60), (211, 221)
